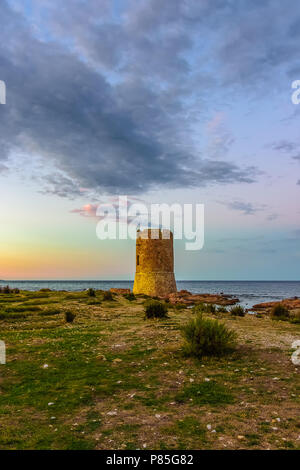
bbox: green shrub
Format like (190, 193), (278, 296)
(181, 315), (237, 358)
(124, 293), (136, 301)
(193, 303), (205, 314)
(217, 306), (228, 313)
(103, 291), (113, 301)
(0, 285), (11, 294)
(65, 311), (76, 323)
(206, 303), (216, 314)
(290, 315), (300, 324)
(144, 300), (168, 319)
(193, 303), (216, 314)
(230, 305), (245, 317)
(173, 302), (187, 311)
(271, 303), (289, 320)
(87, 288), (96, 297)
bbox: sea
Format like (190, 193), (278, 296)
(1, 280), (299, 308)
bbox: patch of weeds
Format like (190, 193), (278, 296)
(65, 311), (76, 323)
(103, 291), (114, 301)
(23, 292), (50, 299)
(173, 303), (187, 311)
(4, 305), (42, 313)
(282, 441), (295, 449)
(230, 306), (245, 317)
(217, 306), (228, 313)
(0, 311), (28, 320)
(116, 423), (140, 435)
(181, 315), (237, 358)
(175, 381), (234, 406)
(271, 304), (289, 321)
(135, 392), (169, 407)
(87, 300), (102, 305)
(172, 417), (207, 441)
(87, 288), (96, 297)
(193, 303), (216, 314)
(124, 293), (136, 301)
(125, 441), (137, 450)
(162, 417), (207, 449)
(245, 433), (261, 447)
(84, 412), (102, 432)
(260, 421), (271, 433)
(39, 308), (61, 316)
(144, 300), (168, 319)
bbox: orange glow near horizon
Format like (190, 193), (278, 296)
(0, 243), (135, 280)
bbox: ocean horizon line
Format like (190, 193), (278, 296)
(1, 279), (300, 283)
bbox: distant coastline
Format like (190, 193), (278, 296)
(1, 280), (299, 308)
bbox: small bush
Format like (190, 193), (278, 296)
(124, 293), (136, 301)
(193, 303), (205, 314)
(271, 303), (289, 320)
(87, 288), (96, 297)
(206, 304), (216, 314)
(290, 315), (300, 324)
(103, 291), (113, 301)
(217, 306), (228, 313)
(144, 300), (168, 319)
(230, 305), (245, 317)
(173, 303), (187, 311)
(181, 315), (237, 358)
(0, 285), (12, 294)
(65, 311), (76, 323)
(193, 303), (216, 314)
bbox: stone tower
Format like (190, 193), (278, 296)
(133, 228), (177, 297)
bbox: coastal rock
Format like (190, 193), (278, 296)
(109, 288), (131, 295)
(160, 290), (239, 306)
(250, 297), (300, 314)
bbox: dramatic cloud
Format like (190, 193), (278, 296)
(271, 140), (300, 161)
(220, 200), (266, 215)
(1, 0), (300, 197)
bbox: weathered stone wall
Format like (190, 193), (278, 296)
(133, 229), (177, 297)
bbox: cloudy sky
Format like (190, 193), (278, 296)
(0, 0), (300, 280)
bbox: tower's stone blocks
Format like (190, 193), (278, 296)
(133, 229), (177, 297)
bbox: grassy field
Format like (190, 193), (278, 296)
(0, 289), (299, 450)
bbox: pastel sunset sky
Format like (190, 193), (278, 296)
(0, 0), (300, 280)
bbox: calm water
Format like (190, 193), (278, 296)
(1, 280), (299, 308)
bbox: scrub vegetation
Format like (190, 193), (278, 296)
(0, 289), (299, 450)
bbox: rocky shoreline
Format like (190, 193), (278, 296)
(160, 290), (239, 306)
(249, 297), (300, 314)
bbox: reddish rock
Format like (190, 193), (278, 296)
(160, 290), (238, 306)
(250, 297), (300, 313)
(110, 288), (131, 295)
